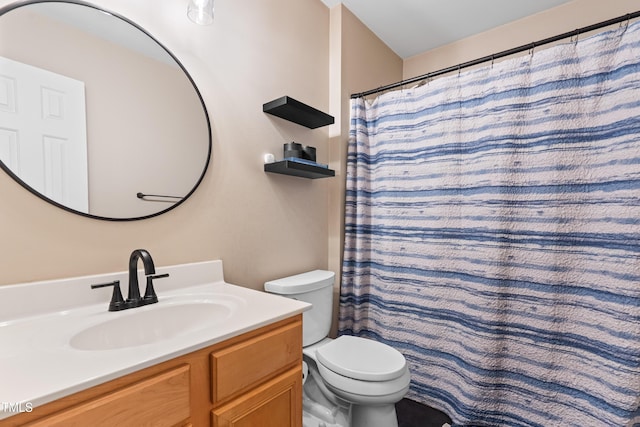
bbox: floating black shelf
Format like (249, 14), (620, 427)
(263, 96), (334, 129)
(264, 160), (335, 179)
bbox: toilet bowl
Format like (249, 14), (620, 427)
(308, 336), (410, 427)
(301, 358), (350, 427)
(265, 270), (411, 427)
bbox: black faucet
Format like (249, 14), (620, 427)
(92, 249), (169, 312)
(127, 249), (155, 307)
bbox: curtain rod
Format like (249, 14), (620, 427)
(351, 10), (640, 99)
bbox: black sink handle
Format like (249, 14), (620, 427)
(91, 280), (127, 312)
(142, 273), (170, 305)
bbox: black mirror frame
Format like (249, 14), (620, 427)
(0, 0), (212, 221)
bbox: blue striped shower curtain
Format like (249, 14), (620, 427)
(339, 20), (640, 427)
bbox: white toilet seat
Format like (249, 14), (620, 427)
(311, 335), (411, 402)
(317, 360), (411, 399)
(315, 335), (407, 381)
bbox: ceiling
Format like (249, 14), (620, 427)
(320, 0), (572, 59)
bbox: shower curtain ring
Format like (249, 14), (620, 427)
(574, 29), (580, 44)
(529, 42), (536, 56)
(622, 14), (631, 30)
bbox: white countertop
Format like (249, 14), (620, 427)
(0, 260), (310, 420)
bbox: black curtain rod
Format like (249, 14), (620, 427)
(351, 10), (640, 99)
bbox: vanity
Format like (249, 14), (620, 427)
(0, 260), (310, 426)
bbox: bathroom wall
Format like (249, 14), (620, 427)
(2, 0), (637, 323)
(403, 0), (640, 79)
(0, 0), (335, 289)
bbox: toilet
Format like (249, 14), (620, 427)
(265, 270), (410, 427)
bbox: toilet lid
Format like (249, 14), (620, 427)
(315, 335), (406, 382)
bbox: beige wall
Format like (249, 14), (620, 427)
(0, 0), (332, 289)
(404, 0), (640, 79)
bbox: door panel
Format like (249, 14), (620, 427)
(0, 55), (88, 211)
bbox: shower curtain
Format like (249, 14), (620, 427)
(340, 20), (640, 427)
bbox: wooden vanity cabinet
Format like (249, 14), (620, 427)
(0, 315), (302, 427)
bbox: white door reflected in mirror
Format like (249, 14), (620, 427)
(0, 56), (88, 212)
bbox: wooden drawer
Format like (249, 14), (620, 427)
(211, 320), (302, 404)
(212, 367), (302, 427)
(25, 365), (190, 427)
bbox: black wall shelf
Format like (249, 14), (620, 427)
(263, 96), (334, 129)
(264, 160), (335, 179)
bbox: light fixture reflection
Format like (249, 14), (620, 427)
(187, 0), (214, 25)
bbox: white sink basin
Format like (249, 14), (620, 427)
(70, 298), (237, 351)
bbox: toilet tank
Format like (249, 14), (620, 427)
(264, 270), (335, 346)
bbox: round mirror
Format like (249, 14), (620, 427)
(0, 0), (211, 220)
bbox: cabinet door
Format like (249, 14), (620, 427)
(211, 320), (302, 404)
(212, 367), (302, 427)
(25, 365), (190, 427)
